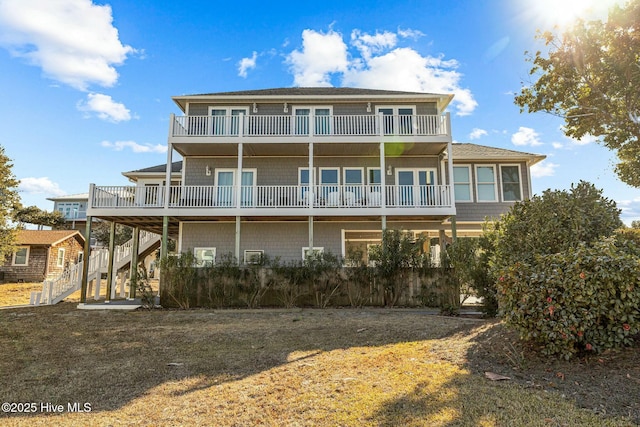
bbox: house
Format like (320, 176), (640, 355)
(84, 87), (544, 298)
(0, 230), (85, 283)
(47, 193), (89, 234)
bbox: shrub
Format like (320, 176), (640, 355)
(159, 252), (198, 309)
(498, 239), (640, 359)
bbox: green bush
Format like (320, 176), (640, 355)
(498, 239), (640, 359)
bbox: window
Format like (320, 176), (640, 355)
(476, 166), (497, 202)
(194, 247), (216, 267)
(56, 248), (66, 267)
(215, 169), (256, 207)
(320, 168), (340, 204)
(302, 247), (324, 260)
(12, 247), (29, 266)
(57, 202), (83, 219)
(453, 166), (472, 202)
(376, 106), (415, 135)
(293, 106), (332, 135)
(209, 107), (249, 135)
(501, 165), (522, 202)
(298, 167), (316, 203)
(244, 250), (264, 265)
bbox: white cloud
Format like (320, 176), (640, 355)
(511, 126), (543, 146)
(284, 28), (477, 116)
(101, 140), (166, 153)
(238, 51), (257, 78)
(469, 128), (488, 140)
(286, 29), (349, 87)
(552, 142), (564, 149)
(18, 177), (65, 196)
(566, 134), (597, 146)
(0, 0), (134, 90)
(397, 28), (424, 40)
(77, 93), (132, 122)
(530, 161), (558, 178)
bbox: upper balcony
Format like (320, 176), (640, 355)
(88, 183), (455, 219)
(169, 113), (451, 150)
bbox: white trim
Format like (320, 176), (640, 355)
(12, 246), (29, 266)
(319, 167), (340, 184)
(243, 250), (264, 265)
(292, 105), (333, 135)
(367, 167), (381, 184)
(452, 165), (473, 203)
(208, 106), (249, 136)
(56, 248), (66, 267)
(474, 165), (498, 202)
(194, 247), (216, 267)
(500, 164), (524, 202)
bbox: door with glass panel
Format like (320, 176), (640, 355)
(396, 169), (436, 206)
(320, 168), (340, 206)
(216, 170), (255, 207)
(377, 107), (414, 135)
(343, 168), (363, 206)
(210, 108), (247, 136)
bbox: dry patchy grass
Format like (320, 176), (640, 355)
(0, 303), (638, 426)
(0, 283), (47, 307)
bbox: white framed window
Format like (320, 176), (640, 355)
(12, 247), (29, 266)
(194, 247), (216, 267)
(208, 106), (249, 136)
(320, 167), (340, 205)
(453, 165), (473, 202)
(302, 247), (324, 260)
(343, 167), (364, 205)
(376, 105), (416, 135)
(395, 168), (437, 206)
(215, 168), (257, 207)
(298, 167), (317, 203)
(293, 106), (333, 135)
(244, 250), (264, 265)
(475, 165), (497, 202)
(500, 165), (523, 202)
(56, 248), (66, 267)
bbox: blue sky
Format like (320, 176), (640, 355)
(1, 0), (639, 224)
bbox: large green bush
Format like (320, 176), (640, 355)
(498, 239), (640, 359)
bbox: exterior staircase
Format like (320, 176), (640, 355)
(30, 231), (161, 305)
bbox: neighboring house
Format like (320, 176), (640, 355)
(47, 193), (89, 234)
(0, 230), (85, 283)
(86, 87), (545, 269)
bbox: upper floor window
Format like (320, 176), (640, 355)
(293, 106), (332, 135)
(453, 166), (472, 202)
(475, 166), (497, 202)
(376, 106), (416, 135)
(501, 165), (523, 202)
(12, 247), (29, 266)
(57, 202), (84, 219)
(209, 107), (249, 136)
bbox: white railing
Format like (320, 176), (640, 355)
(91, 184), (452, 209)
(172, 114), (448, 138)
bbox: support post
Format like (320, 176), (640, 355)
(79, 215), (92, 304)
(236, 140), (243, 209)
(105, 221), (116, 302)
(164, 138), (173, 209)
(129, 227), (140, 299)
(308, 216), (314, 253)
(451, 216), (458, 243)
(235, 216), (241, 264)
(379, 116), (387, 208)
(308, 141), (314, 207)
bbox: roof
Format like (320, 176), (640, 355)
(47, 193), (89, 202)
(172, 87), (454, 113)
(122, 161), (183, 180)
(16, 230), (85, 246)
(452, 143), (546, 165)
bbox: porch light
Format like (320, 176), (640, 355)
(283, 102), (288, 113)
(205, 165), (211, 176)
(253, 103), (258, 113)
(367, 102), (371, 113)
(387, 165), (393, 176)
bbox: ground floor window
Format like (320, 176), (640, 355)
(302, 247), (324, 260)
(244, 250), (264, 264)
(194, 247), (216, 266)
(56, 248), (66, 267)
(13, 247), (29, 266)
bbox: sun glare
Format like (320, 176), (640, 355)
(526, 0), (624, 29)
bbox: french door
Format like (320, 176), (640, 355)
(216, 169), (256, 207)
(396, 168), (436, 206)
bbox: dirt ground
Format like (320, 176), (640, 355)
(465, 321), (640, 423)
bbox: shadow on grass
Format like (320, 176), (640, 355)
(1, 303), (638, 425)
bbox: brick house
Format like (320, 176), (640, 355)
(0, 230), (85, 283)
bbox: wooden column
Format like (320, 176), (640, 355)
(79, 215), (92, 304)
(105, 221), (116, 302)
(129, 227), (140, 299)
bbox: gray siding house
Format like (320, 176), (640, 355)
(86, 87), (544, 268)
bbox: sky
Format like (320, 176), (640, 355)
(0, 0), (639, 224)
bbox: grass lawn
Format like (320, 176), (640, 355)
(0, 282), (81, 307)
(0, 302), (638, 426)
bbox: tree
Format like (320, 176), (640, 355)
(515, 0), (640, 186)
(92, 221), (133, 247)
(0, 145), (20, 260)
(13, 205), (66, 228)
(491, 181), (622, 270)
